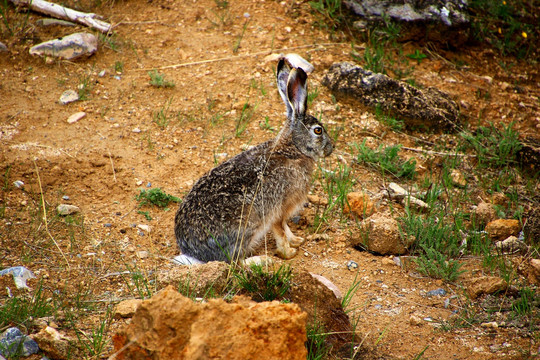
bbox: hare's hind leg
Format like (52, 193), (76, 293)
(272, 219), (304, 259)
(283, 221), (305, 248)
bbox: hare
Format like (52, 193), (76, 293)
(174, 58), (333, 263)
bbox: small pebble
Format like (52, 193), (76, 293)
(146, 182), (152, 188)
(114, 75), (121, 80)
(57, 204), (80, 215)
(138, 231), (145, 236)
(13, 180), (24, 188)
(374, 304), (382, 310)
(67, 111), (86, 124)
(346, 260), (358, 271)
(104, 223), (112, 228)
(409, 315), (423, 326)
(62, 195), (70, 200)
(480, 321), (498, 329)
(136, 251), (149, 259)
(137, 224), (150, 232)
(98, 70), (106, 77)
(426, 288), (447, 297)
(132, 128), (141, 133)
(59, 89), (79, 105)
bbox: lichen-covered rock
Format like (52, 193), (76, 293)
(322, 62), (460, 131)
(343, 0), (469, 26)
(112, 286), (308, 360)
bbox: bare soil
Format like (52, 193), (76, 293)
(0, 1), (539, 359)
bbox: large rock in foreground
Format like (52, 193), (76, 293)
(113, 286), (308, 360)
(322, 62), (460, 131)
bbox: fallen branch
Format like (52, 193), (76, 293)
(33, 160), (71, 270)
(402, 146), (476, 158)
(10, 0), (111, 33)
(135, 42), (348, 71)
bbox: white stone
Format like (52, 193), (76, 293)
(59, 89), (79, 105)
(67, 111), (86, 124)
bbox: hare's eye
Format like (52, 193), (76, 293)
(313, 126), (323, 135)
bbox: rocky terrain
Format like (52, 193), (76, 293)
(0, 0), (538, 359)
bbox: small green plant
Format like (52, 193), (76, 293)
(208, 0), (231, 27)
(233, 13), (250, 54)
(78, 74), (93, 100)
(259, 116), (275, 132)
(135, 188), (181, 208)
(341, 272), (361, 313)
(0, 0), (31, 37)
(153, 98), (173, 128)
(354, 141), (416, 179)
(114, 60), (124, 73)
(234, 263), (292, 302)
(75, 307), (114, 358)
(306, 319), (329, 360)
(414, 246), (465, 282)
(0, 281), (56, 328)
(307, 86), (319, 106)
(309, 0), (343, 29)
(313, 162), (354, 232)
(235, 101), (257, 137)
(511, 286), (534, 317)
(121, 263), (156, 299)
(250, 78), (267, 97)
(406, 49), (428, 64)
(469, 0), (536, 58)
(459, 122), (522, 168)
(362, 42), (387, 74)
(98, 32), (120, 51)
(137, 210), (152, 221)
(148, 69), (175, 88)
(374, 106), (404, 131)
(142, 133), (154, 151)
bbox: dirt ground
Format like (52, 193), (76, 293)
(1, 0), (539, 359)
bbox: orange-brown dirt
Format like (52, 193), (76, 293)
(0, 0), (538, 359)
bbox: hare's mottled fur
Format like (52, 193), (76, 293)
(174, 59), (333, 263)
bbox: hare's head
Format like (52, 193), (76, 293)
(276, 59), (333, 160)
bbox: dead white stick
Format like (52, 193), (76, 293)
(10, 0), (111, 33)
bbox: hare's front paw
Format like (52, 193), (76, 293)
(289, 235), (305, 248)
(276, 244), (298, 259)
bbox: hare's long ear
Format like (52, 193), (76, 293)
(277, 59), (292, 118)
(286, 67), (308, 121)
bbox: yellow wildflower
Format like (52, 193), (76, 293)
(522, 32), (527, 38)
